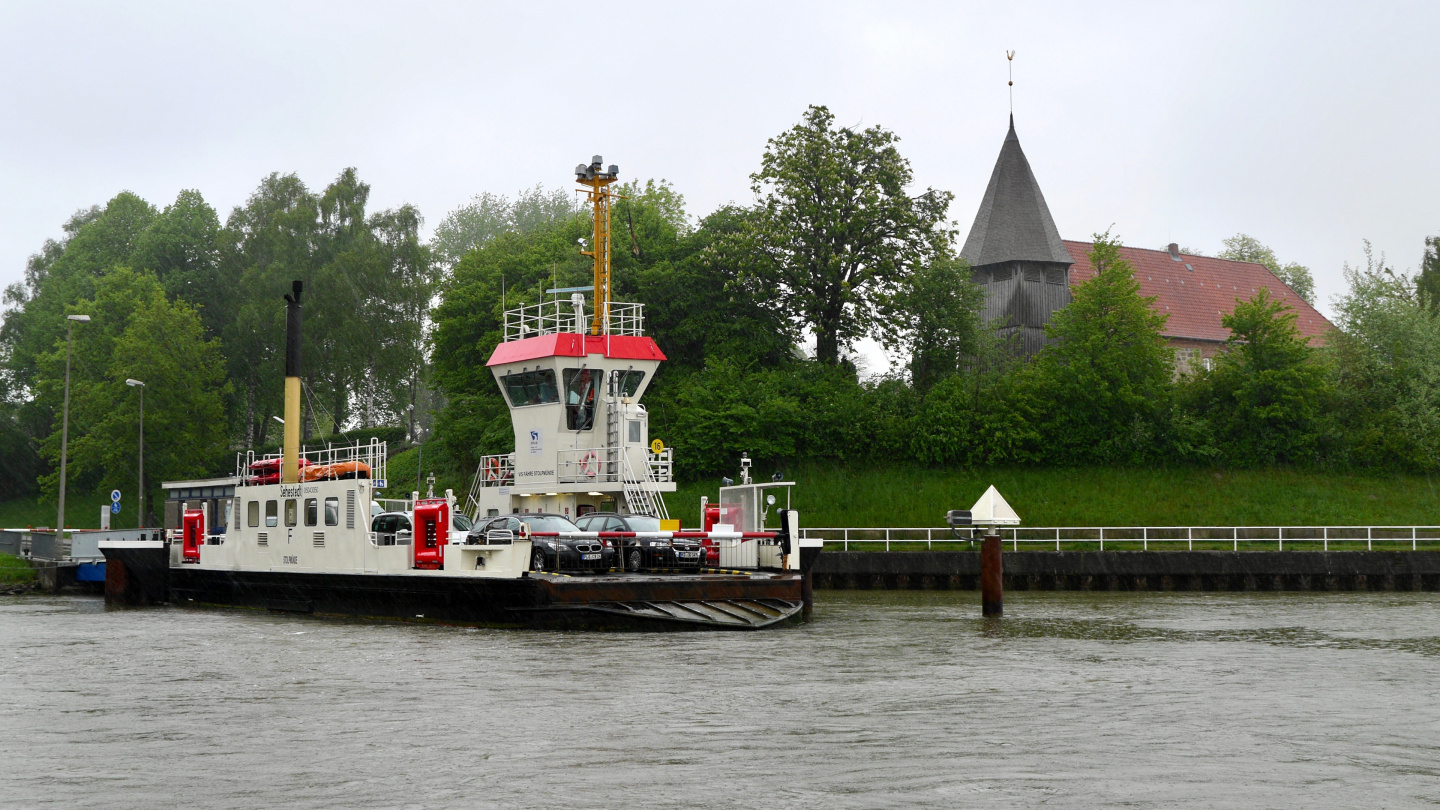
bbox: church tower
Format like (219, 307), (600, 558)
(960, 115), (1073, 357)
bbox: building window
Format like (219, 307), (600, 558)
(499, 369), (558, 408)
(563, 368), (598, 430)
(265, 500), (278, 528)
(613, 370), (646, 398)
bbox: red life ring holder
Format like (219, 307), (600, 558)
(579, 450), (599, 478)
(484, 457), (502, 481)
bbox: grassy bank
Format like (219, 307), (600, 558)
(0, 489), (142, 531)
(664, 464), (1440, 528)
(0, 553), (36, 584)
(6, 459), (1436, 533)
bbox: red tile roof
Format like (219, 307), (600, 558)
(1063, 241), (1334, 344)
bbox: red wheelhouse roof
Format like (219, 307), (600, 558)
(1063, 241), (1334, 345)
(486, 334), (667, 367)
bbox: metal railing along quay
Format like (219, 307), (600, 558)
(798, 526), (1440, 552)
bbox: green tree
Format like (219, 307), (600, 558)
(1029, 232), (1174, 464)
(1, 194), (156, 417)
(1203, 287), (1331, 465)
(429, 214), (594, 469)
(1419, 236), (1440, 314)
(220, 173), (320, 446)
(1219, 233), (1316, 305)
(430, 185), (580, 270)
(725, 105), (953, 365)
(35, 268), (229, 521)
(131, 189), (230, 340)
(892, 253), (986, 393)
(1330, 243), (1440, 470)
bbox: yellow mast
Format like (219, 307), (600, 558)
(574, 156), (619, 335)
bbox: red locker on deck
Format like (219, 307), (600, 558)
(412, 498), (448, 570)
(182, 509), (204, 562)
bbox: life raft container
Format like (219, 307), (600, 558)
(246, 457), (312, 485)
(301, 461), (371, 482)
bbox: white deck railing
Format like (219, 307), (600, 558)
(799, 526), (1440, 552)
(503, 300), (644, 341)
(237, 439), (388, 488)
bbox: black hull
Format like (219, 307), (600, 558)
(105, 544), (817, 630)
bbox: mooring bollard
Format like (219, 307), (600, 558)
(981, 533), (1003, 617)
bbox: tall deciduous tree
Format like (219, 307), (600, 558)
(35, 268), (229, 519)
(1419, 236), (1440, 314)
(1219, 233), (1316, 305)
(1331, 243), (1440, 470)
(730, 105), (953, 365)
(1029, 233), (1174, 464)
(1203, 287), (1331, 465)
(430, 185), (581, 271)
(893, 254), (986, 393)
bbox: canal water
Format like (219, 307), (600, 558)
(3, 591), (1438, 809)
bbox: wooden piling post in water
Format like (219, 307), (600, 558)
(981, 533), (1003, 617)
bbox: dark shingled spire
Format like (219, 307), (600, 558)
(960, 115), (1071, 266)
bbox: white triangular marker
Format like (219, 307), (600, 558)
(970, 485), (1021, 526)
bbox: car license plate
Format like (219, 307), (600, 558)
(678, 551), (699, 558)
(582, 553), (601, 560)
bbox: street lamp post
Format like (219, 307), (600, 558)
(56, 314), (91, 540)
(126, 379), (145, 528)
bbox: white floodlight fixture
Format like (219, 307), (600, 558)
(126, 379), (144, 387)
(587, 492), (602, 496)
(607, 164), (618, 176)
(67, 314), (91, 322)
(272, 416), (285, 425)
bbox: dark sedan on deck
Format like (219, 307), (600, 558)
(573, 512), (705, 570)
(468, 513), (614, 572)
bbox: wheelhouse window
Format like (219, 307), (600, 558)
(499, 369), (558, 408)
(304, 498), (318, 527)
(284, 499), (298, 527)
(265, 500), (278, 527)
(247, 500), (259, 528)
(627, 420), (642, 443)
(324, 497), (339, 527)
(612, 370), (645, 398)
(563, 368), (598, 430)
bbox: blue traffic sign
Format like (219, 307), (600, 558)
(111, 502), (121, 514)
(110, 489), (122, 502)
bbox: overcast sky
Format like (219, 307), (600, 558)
(3, 1), (1437, 369)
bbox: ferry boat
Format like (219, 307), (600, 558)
(101, 156), (821, 630)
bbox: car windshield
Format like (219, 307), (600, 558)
(624, 516), (661, 532)
(520, 515), (580, 533)
(453, 514), (472, 532)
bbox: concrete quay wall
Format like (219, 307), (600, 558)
(813, 551), (1440, 592)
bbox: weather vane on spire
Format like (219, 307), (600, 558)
(1006, 50), (1015, 114)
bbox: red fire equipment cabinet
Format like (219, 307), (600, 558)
(701, 503), (721, 567)
(182, 508), (205, 562)
(413, 498), (448, 570)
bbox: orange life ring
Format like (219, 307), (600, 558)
(484, 457), (501, 481)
